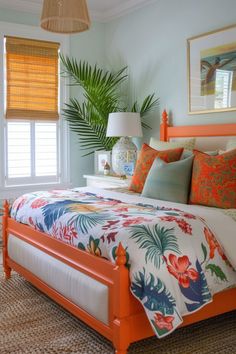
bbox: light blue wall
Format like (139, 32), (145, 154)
(0, 8), (39, 25)
(69, 23), (105, 186)
(1, 0), (236, 187)
(104, 0), (236, 144)
(0, 7), (105, 187)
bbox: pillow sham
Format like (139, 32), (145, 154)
(129, 144), (183, 193)
(226, 138), (236, 151)
(150, 137), (196, 151)
(181, 150), (218, 159)
(142, 156), (194, 204)
(190, 149), (236, 208)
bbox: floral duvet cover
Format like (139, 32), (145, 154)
(11, 188), (236, 338)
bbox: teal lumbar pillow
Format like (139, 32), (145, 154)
(142, 156), (194, 204)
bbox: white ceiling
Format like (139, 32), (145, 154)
(0, 0), (157, 22)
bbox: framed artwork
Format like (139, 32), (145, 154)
(94, 151), (111, 175)
(188, 24), (236, 114)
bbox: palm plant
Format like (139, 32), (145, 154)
(60, 54), (159, 155)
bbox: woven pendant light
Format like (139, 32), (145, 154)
(41, 0), (91, 34)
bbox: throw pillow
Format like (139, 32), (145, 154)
(149, 137), (196, 151)
(142, 156), (194, 204)
(129, 144), (183, 193)
(226, 138), (236, 151)
(190, 149), (236, 208)
(181, 150), (218, 159)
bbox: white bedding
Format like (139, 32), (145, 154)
(101, 187), (236, 269)
(10, 187), (236, 338)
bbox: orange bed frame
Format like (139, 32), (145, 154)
(3, 111), (236, 354)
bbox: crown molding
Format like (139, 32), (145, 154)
(0, 0), (157, 22)
(0, 0), (41, 14)
(97, 0), (158, 22)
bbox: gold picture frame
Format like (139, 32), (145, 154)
(188, 24), (236, 114)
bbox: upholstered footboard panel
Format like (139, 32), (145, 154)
(8, 234), (109, 325)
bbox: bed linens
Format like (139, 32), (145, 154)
(10, 187), (236, 338)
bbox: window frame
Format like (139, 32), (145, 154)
(5, 120), (60, 186)
(0, 21), (70, 198)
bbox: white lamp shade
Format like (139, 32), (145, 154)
(106, 112), (143, 137)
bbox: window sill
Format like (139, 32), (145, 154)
(0, 182), (72, 200)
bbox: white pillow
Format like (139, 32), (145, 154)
(226, 138), (236, 151)
(149, 137), (196, 151)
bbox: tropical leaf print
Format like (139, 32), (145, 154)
(131, 268), (176, 315)
(130, 225), (180, 269)
(69, 212), (111, 234)
(181, 260), (212, 312)
(78, 236), (102, 256)
(201, 243), (208, 263)
(206, 264), (228, 282)
(42, 200), (81, 230)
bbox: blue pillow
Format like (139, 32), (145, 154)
(141, 156), (194, 204)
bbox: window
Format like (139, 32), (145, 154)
(5, 36), (59, 119)
(6, 121), (59, 186)
(4, 36), (62, 187)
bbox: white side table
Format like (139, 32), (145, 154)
(83, 175), (131, 189)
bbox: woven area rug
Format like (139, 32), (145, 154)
(1, 256), (236, 353)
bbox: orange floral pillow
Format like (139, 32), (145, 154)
(190, 149), (236, 208)
(129, 144), (183, 193)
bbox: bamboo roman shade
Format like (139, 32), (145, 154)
(5, 36), (60, 120)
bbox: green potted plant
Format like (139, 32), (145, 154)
(60, 55), (159, 156)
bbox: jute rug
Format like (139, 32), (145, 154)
(1, 258), (236, 354)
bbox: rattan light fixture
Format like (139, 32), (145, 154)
(41, 0), (91, 34)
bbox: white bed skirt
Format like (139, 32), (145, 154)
(8, 234), (109, 325)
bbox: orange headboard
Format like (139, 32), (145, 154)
(160, 110), (236, 141)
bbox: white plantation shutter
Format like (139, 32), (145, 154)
(6, 121), (59, 184)
(7, 122), (31, 178)
(35, 122), (58, 176)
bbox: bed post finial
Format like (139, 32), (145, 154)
(116, 243), (126, 266)
(160, 109), (169, 142)
(3, 200), (11, 279)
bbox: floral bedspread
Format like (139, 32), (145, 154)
(11, 189), (236, 338)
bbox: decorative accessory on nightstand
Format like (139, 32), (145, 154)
(103, 161), (110, 176)
(106, 112), (143, 176)
(41, 0), (91, 34)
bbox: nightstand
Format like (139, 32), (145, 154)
(83, 175), (131, 189)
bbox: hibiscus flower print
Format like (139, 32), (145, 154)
(167, 254), (199, 288)
(31, 198), (48, 209)
(154, 312), (174, 331)
(204, 227), (226, 260)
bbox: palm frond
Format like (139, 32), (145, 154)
(63, 99), (118, 155)
(69, 212), (110, 234)
(130, 225), (180, 269)
(130, 93), (159, 129)
(60, 54), (159, 155)
(131, 268), (176, 314)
